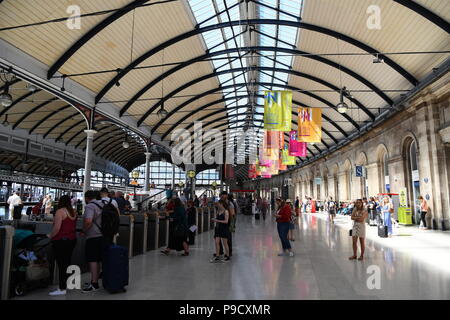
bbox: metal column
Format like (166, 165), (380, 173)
(171, 164), (175, 189)
(82, 129), (97, 199)
(144, 152), (151, 192)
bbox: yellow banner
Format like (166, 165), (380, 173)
(264, 91), (292, 131)
(297, 107), (322, 143)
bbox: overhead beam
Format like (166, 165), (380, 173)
(160, 89), (353, 141)
(119, 46), (392, 117)
(96, 19), (416, 103)
(393, 0), (450, 33)
(142, 69), (362, 129)
(29, 104), (72, 134)
(12, 97), (59, 129)
(43, 112), (81, 139)
(47, 0), (151, 79)
(0, 89), (42, 117)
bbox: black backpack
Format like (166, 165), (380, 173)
(93, 199), (120, 240)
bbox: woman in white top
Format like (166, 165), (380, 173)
(349, 199), (368, 261)
(44, 195), (53, 219)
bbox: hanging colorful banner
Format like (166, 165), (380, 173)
(263, 91), (292, 131)
(289, 130), (307, 157)
(248, 164), (257, 179)
(281, 149), (296, 165)
(263, 131), (283, 150)
(259, 148), (272, 167)
(278, 156), (287, 171)
(297, 107), (322, 142)
(268, 160), (279, 175)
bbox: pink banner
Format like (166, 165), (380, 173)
(248, 164), (257, 178)
(289, 130), (306, 157)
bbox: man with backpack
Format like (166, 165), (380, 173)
(81, 189), (120, 292)
(328, 197), (336, 224)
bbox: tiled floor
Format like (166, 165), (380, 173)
(13, 212), (450, 300)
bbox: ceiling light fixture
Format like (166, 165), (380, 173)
(336, 86), (349, 114)
(0, 84), (13, 107)
(122, 130), (130, 149)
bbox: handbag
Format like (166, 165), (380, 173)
(349, 229), (353, 236)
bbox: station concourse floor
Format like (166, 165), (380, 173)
(14, 211), (450, 300)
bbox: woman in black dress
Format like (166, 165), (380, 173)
(210, 200), (230, 262)
(186, 200), (196, 245)
(161, 198), (189, 256)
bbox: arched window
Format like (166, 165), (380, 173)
(403, 137), (420, 224)
(383, 153), (390, 192)
(196, 169), (220, 185)
(410, 141), (418, 171)
(130, 161), (185, 187)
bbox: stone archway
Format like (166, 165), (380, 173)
(402, 134), (421, 224)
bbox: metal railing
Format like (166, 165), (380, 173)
(0, 173), (83, 191)
(138, 189), (167, 211)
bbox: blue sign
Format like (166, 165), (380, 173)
(355, 166), (363, 177)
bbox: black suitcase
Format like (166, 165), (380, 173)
(255, 213), (260, 220)
(378, 223), (388, 238)
(102, 244), (129, 293)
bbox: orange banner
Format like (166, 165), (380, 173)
(297, 107), (322, 143)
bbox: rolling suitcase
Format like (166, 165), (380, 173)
(378, 223), (388, 238)
(102, 244), (129, 293)
(255, 213), (260, 220)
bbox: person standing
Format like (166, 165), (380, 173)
(124, 194), (131, 213)
(47, 195), (77, 296)
(7, 191), (22, 220)
(210, 200), (230, 263)
(381, 196), (393, 237)
(80, 190), (104, 293)
(256, 195), (263, 215)
(44, 195), (53, 219)
(418, 196), (429, 229)
(274, 198), (294, 257)
(368, 197), (377, 225)
(201, 194), (208, 207)
(349, 199), (368, 261)
(302, 196), (308, 213)
(310, 198), (316, 213)
(161, 198), (189, 256)
(287, 199), (296, 241)
(262, 197), (269, 220)
(328, 197), (336, 224)
(186, 200), (196, 245)
(294, 197), (300, 217)
(214, 192), (235, 257)
(100, 187), (118, 209)
(193, 195), (200, 208)
(115, 191), (126, 215)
